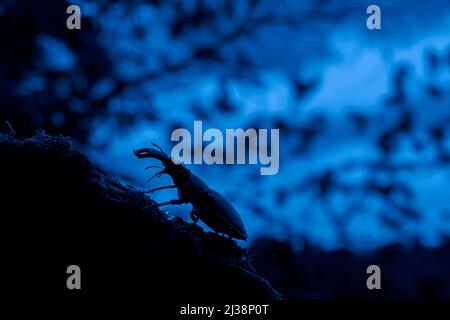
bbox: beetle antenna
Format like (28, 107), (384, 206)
(146, 169), (167, 182)
(145, 165), (163, 170)
(151, 142), (164, 153)
(145, 185), (176, 193)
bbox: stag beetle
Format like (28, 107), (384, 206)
(134, 144), (248, 241)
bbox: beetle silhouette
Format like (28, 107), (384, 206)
(134, 144), (248, 240)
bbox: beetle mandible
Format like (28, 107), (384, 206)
(134, 144), (248, 240)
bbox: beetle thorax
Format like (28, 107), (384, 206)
(174, 171), (210, 202)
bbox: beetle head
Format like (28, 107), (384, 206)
(134, 146), (191, 182)
(167, 158), (190, 182)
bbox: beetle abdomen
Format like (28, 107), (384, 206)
(201, 189), (247, 240)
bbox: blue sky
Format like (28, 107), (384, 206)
(40, 0), (450, 250)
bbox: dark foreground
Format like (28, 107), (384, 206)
(2, 129), (449, 312)
(1, 130), (281, 304)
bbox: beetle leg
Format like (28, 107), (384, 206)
(149, 199), (185, 209)
(145, 185), (176, 193)
(189, 208), (203, 224)
(189, 212), (199, 224)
